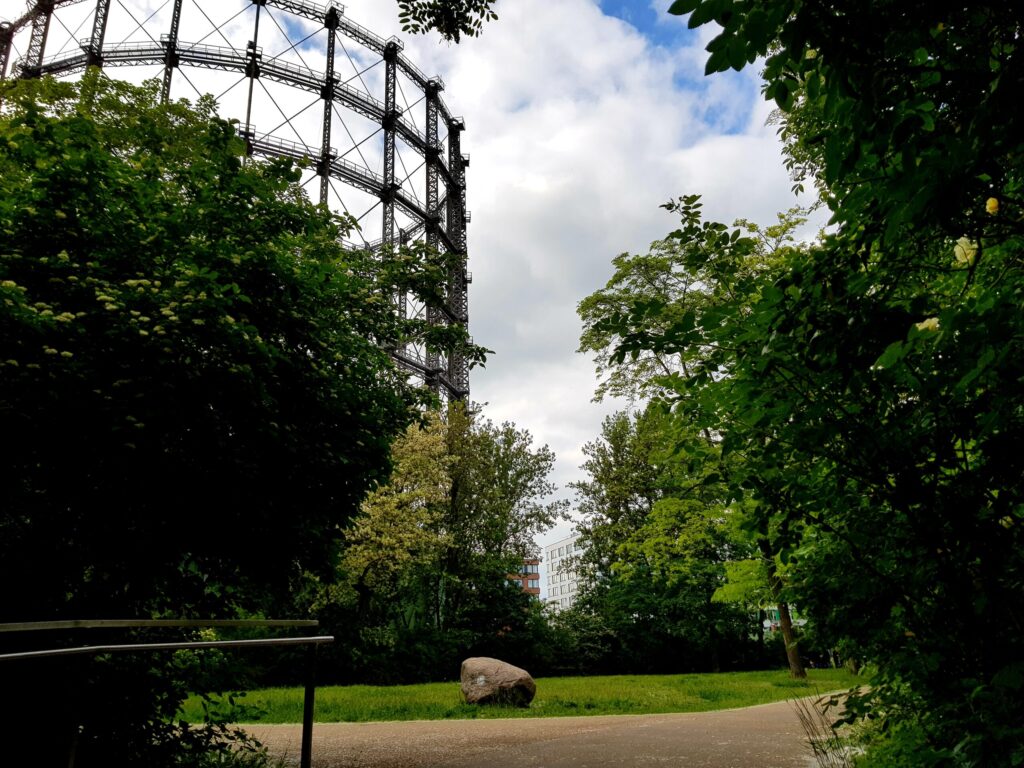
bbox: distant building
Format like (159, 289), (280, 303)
(544, 534), (585, 610)
(511, 558), (541, 597)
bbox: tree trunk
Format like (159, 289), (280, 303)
(758, 540), (806, 679)
(776, 600), (806, 678)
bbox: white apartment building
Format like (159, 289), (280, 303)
(544, 533), (585, 610)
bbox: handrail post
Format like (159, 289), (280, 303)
(301, 642), (318, 768)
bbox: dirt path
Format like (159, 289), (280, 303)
(247, 700), (816, 768)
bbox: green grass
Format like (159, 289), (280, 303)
(181, 668), (858, 724)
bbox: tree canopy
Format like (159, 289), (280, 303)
(569, 408), (762, 675)
(575, 212), (814, 677)
(0, 73), (486, 619)
(312, 404), (566, 682)
(0, 71), (484, 765)
(576, 0), (1024, 762)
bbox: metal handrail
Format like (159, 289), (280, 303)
(0, 620), (332, 768)
(0, 618), (319, 633)
(0, 634), (333, 661)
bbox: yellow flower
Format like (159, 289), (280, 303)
(915, 317), (940, 332)
(954, 237), (976, 266)
(986, 197), (999, 215)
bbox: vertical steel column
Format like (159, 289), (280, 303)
(318, 6), (340, 206)
(381, 40), (400, 249)
(446, 119), (470, 398)
(244, 0), (265, 142)
(160, 0), (184, 102)
(424, 79), (442, 391)
(425, 82), (441, 242)
(84, 0), (112, 69)
(0, 23), (13, 82)
(22, 2), (55, 77)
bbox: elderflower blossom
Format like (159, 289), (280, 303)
(954, 237), (977, 266)
(915, 317), (940, 332)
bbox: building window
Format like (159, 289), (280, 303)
(528, 578), (539, 589)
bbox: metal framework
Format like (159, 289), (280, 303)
(0, 0), (471, 399)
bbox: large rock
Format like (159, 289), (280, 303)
(460, 657), (536, 707)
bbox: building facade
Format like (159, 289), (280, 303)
(544, 534), (585, 610)
(511, 558), (541, 597)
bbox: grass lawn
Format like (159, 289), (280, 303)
(182, 668), (859, 724)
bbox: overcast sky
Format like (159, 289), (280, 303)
(1, 0), (823, 553)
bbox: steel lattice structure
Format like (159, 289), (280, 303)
(0, 0), (472, 399)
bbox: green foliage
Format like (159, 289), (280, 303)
(592, 0), (1024, 762)
(567, 408), (767, 674)
(397, 0), (498, 42)
(309, 404), (567, 683)
(712, 558), (771, 607)
(576, 208), (818, 676)
(586, 192), (1024, 762)
(0, 72), (484, 765)
(578, 202), (806, 402)
(670, 0), (1024, 246)
(179, 668), (859, 723)
(0, 73), (483, 620)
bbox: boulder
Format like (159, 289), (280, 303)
(460, 657), (536, 707)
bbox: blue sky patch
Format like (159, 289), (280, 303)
(266, 11), (322, 55)
(599, 0), (694, 49)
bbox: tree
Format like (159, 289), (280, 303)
(577, 207), (812, 677)
(578, 203), (807, 403)
(314, 404), (567, 682)
(0, 72), (483, 765)
(589, 1), (1024, 762)
(569, 408), (761, 674)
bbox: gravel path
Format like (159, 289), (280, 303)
(247, 700), (816, 768)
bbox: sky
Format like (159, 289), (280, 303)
(1, 0), (823, 560)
